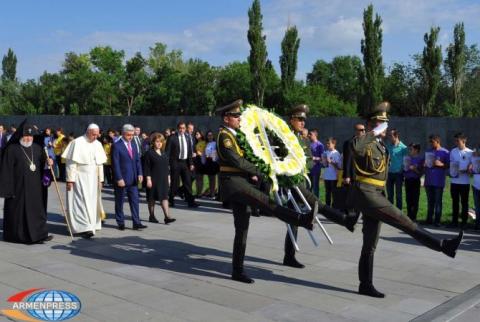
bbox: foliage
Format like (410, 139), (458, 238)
(280, 26), (300, 94)
(0, 4), (479, 118)
(2, 48), (17, 82)
(445, 23), (466, 115)
(247, 0), (268, 107)
(421, 27), (443, 116)
(307, 55), (362, 105)
(359, 4), (384, 117)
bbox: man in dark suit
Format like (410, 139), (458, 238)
(0, 124), (7, 158)
(166, 121), (199, 208)
(112, 124), (147, 230)
(342, 123), (366, 186)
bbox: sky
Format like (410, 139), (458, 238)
(1, 0), (479, 81)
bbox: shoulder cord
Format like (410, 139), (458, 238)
(354, 145), (386, 176)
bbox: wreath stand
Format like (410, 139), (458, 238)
(254, 113), (334, 251)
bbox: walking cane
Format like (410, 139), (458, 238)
(44, 148), (74, 240)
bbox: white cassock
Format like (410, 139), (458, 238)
(62, 135), (107, 234)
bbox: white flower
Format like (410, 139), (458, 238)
(240, 105), (306, 192)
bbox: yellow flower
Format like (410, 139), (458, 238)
(240, 105), (306, 192)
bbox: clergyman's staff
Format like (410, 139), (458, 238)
(44, 147), (74, 240)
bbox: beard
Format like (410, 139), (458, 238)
(20, 139), (33, 148)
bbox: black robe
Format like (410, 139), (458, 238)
(0, 143), (48, 243)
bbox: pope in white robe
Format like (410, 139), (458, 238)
(62, 124), (107, 238)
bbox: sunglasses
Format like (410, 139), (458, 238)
(227, 113), (241, 118)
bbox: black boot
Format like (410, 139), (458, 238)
(358, 252), (385, 298)
(283, 255), (305, 268)
(274, 202), (316, 230)
(359, 283), (385, 298)
(441, 230), (464, 258)
(345, 211), (361, 233)
(232, 229), (254, 283)
(231, 271), (254, 283)
(319, 204), (357, 232)
(410, 226), (463, 258)
(283, 226), (303, 268)
(410, 226), (443, 251)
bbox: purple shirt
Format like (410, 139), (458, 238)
(310, 140), (324, 175)
(424, 147), (450, 188)
(404, 155), (424, 180)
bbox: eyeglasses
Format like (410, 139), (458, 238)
(228, 114), (241, 119)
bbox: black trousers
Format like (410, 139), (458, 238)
(324, 180), (337, 207)
(228, 184), (309, 275)
(450, 183), (470, 226)
(354, 187), (444, 286)
(405, 178), (421, 221)
(103, 165), (113, 185)
(169, 160), (194, 204)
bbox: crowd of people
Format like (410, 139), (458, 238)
(0, 100), (467, 298)
(0, 117), (479, 246)
(306, 125), (480, 231)
(0, 121), (222, 243)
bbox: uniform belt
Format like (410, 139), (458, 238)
(356, 176), (385, 187)
(220, 166), (243, 173)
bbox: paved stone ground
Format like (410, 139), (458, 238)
(0, 183), (479, 322)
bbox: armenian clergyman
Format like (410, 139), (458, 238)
(0, 123), (54, 244)
(62, 124), (107, 238)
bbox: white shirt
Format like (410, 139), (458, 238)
(225, 126), (237, 136)
(205, 141), (218, 162)
(121, 137), (133, 153)
(450, 147), (473, 185)
(472, 156), (480, 190)
(178, 134), (188, 160)
(323, 149), (341, 180)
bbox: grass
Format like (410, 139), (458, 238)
(193, 175), (477, 225)
(317, 177), (476, 225)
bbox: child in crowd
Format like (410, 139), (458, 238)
(404, 143), (424, 222)
(322, 137), (341, 207)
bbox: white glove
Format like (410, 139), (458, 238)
(373, 122), (388, 136)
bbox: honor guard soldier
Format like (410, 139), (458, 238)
(350, 102), (463, 298)
(283, 104), (360, 268)
(216, 99), (316, 284)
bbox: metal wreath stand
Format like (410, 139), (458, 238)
(255, 116), (333, 251)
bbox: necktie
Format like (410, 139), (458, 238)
(179, 135), (185, 159)
(135, 136), (141, 154)
(127, 141), (133, 159)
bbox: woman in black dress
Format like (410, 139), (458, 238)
(144, 133), (176, 224)
(203, 130), (219, 198)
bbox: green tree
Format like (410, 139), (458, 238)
(122, 52), (149, 116)
(61, 52), (96, 115)
(445, 23), (466, 115)
(264, 60), (282, 112)
(280, 26), (300, 94)
(180, 59), (216, 115)
(38, 72), (66, 115)
(215, 61), (252, 107)
(421, 26), (442, 116)
(89, 46), (126, 114)
(21, 79), (42, 114)
(308, 56), (362, 104)
(2, 48), (17, 82)
(283, 83), (356, 117)
(247, 0), (268, 107)
(359, 4), (384, 116)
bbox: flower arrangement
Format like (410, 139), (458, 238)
(237, 105), (307, 191)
